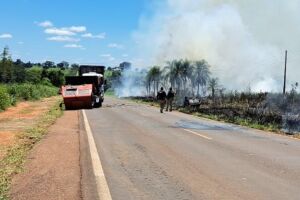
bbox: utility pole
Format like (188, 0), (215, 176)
(283, 50), (287, 95)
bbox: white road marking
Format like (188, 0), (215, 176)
(183, 129), (213, 140)
(82, 110), (112, 200)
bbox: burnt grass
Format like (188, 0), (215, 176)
(126, 92), (300, 137)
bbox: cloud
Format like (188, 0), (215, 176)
(18, 41), (24, 45)
(108, 43), (124, 49)
(64, 44), (84, 49)
(38, 20), (53, 27)
(0, 33), (13, 39)
(100, 54), (115, 61)
(122, 54), (129, 58)
(47, 36), (80, 42)
(45, 28), (76, 36)
(82, 32), (106, 39)
(64, 26), (86, 33)
(100, 54), (112, 57)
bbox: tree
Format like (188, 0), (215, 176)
(0, 46), (14, 83)
(193, 60), (211, 96)
(46, 68), (65, 87)
(208, 77), (219, 99)
(180, 59), (194, 91)
(25, 67), (43, 84)
(57, 61), (69, 70)
(24, 62), (33, 68)
(14, 59), (24, 66)
(145, 72), (152, 95)
(164, 60), (183, 91)
(43, 61), (55, 69)
(119, 62), (131, 71)
(147, 66), (161, 95)
(0, 46), (11, 61)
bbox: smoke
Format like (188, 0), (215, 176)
(132, 0), (300, 92)
(115, 67), (147, 97)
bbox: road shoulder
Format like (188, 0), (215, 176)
(10, 111), (81, 200)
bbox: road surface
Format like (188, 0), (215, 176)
(84, 96), (300, 200)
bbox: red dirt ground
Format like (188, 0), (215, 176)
(0, 96), (60, 159)
(10, 111), (81, 200)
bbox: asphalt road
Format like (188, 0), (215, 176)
(84, 96), (300, 200)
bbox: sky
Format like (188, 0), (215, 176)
(0, 0), (148, 66)
(1, 0), (299, 91)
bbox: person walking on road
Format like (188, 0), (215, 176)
(157, 87), (167, 113)
(166, 87), (175, 112)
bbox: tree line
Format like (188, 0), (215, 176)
(103, 59), (222, 99)
(146, 59), (220, 98)
(0, 46), (79, 87)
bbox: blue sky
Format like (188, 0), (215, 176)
(0, 0), (149, 66)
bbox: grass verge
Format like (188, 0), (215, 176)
(178, 108), (280, 132)
(0, 99), (63, 200)
(178, 108), (299, 138)
(127, 97), (299, 139)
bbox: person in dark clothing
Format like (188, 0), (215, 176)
(166, 87), (175, 112)
(184, 96), (189, 107)
(157, 87), (167, 113)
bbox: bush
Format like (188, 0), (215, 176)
(25, 67), (43, 84)
(6, 84), (58, 101)
(45, 68), (65, 87)
(0, 84), (58, 111)
(0, 85), (11, 111)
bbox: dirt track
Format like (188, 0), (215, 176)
(10, 111), (81, 200)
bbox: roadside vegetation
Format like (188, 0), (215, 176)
(0, 46), (79, 111)
(0, 84), (58, 111)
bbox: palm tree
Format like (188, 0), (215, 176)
(145, 72), (152, 95)
(193, 60), (211, 96)
(208, 77), (219, 99)
(164, 59), (183, 91)
(180, 59), (194, 92)
(147, 66), (161, 95)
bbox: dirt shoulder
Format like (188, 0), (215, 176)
(10, 111), (81, 200)
(0, 97), (60, 159)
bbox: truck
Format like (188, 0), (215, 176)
(61, 65), (105, 110)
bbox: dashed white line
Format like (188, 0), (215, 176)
(82, 110), (112, 200)
(183, 129), (213, 140)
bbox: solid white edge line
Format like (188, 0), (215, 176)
(183, 129), (213, 140)
(82, 110), (112, 200)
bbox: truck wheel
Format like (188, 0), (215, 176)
(88, 96), (95, 109)
(94, 101), (102, 108)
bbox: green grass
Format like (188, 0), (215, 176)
(0, 84), (58, 112)
(0, 86), (10, 111)
(0, 99), (63, 200)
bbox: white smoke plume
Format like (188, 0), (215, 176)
(115, 67), (147, 97)
(132, 0), (300, 92)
